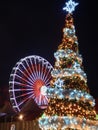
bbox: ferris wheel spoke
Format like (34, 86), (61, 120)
(33, 64), (38, 79)
(10, 81), (32, 88)
(38, 94), (42, 105)
(42, 63), (49, 80)
(34, 96), (37, 104)
(41, 98), (45, 106)
(42, 67), (51, 83)
(17, 68), (35, 84)
(37, 94), (48, 106)
(35, 58), (40, 78)
(42, 96), (48, 105)
(25, 59), (36, 81)
(20, 62), (34, 82)
(41, 66), (46, 80)
(44, 75), (52, 86)
(30, 58), (38, 79)
(38, 61), (42, 78)
(40, 63), (45, 80)
(9, 88), (33, 92)
(11, 74), (34, 86)
(34, 58), (38, 77)
(42, 66), (48, 82)
(18, 94), (34, 107)
(15, 91), (34, 99)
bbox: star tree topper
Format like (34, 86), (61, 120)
(63, 0), (79, 13)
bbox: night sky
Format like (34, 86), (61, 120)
(0, 0), (98, 109)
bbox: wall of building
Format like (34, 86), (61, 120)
(0, 120), (41, 130)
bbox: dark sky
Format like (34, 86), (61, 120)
(0, 0), (98, 108)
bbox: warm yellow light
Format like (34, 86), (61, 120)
(96, 114), (98, 120)
(19, 114), (23, 120)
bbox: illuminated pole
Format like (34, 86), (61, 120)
(18, 114), (24, 129)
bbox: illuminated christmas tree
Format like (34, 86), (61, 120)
(38, 0), (98, 129)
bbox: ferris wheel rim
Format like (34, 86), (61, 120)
(9, 55), (53, 112)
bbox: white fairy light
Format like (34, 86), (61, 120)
(54, 78), (64, 88)
(40, 85), (47, 96)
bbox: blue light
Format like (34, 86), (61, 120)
(63, 0), (79, 13)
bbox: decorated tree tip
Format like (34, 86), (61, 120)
(63, 0), (79, 14)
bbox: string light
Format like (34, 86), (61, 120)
(38, 0), (98, 129)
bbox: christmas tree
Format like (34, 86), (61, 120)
(38, 0), (98, 129)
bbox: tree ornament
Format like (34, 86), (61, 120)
(63, 0), (79, 14)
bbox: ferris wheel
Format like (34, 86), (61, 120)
(9, 55), (53, 112)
